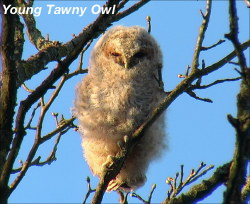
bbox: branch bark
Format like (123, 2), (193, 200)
(223, 0), (250, 203)
(0, 1), (17, 202)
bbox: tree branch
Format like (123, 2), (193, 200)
(131, 184), (156, 204)
(191, 0), (212, 72)
(16, 0), (46, 49)
(201, 39), (225, 51)
(163, 163), (231, 204)
(165, 162), (214, 201)
(224, 0), (248, 76)
(0, 0), (18, 199)
(223, 0), (250, 203)
(190, 77), (241, 90)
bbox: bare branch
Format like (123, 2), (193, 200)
(22, 83), (34, 93)
(131, 192), (148, 204)
(16, 0), (46, 49)
(114, 0), (150, 20)
(201, 39), (225, 51)
(41, 117), (76, 144)
(224, 0), (248, 75)
(163, 163), (230, 204)
(191, 0), (212, 72)
(191, 77), (241, 90)
(131, 184), (156, 204)
(223, 0), (250, 203)
(83, 177), (96, 204)
(77, 40), (93, 71)
(184, 76), (241, 103)
(165, 162), (214, 200)
(200, 39), (249, 75)
(185, 90), (213, 103)
(0, 2), (19, 197)
(24, 102), (41, 130)
(11, 126), (72, 174)
(178, 65), (191, 78)
(118, 191), (129, 204)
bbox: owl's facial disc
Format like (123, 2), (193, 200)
(109, 48), (151, 69)
(103, 30), (155, 69)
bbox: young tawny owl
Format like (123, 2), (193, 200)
(74, 25), (166, 192)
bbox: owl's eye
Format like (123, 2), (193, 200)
(110, 52), (121, 57)
(134, 51), (147, 59)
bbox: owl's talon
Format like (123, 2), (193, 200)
(102, 155), (116, 170)
(123, 135), (129, 144)
(107, 180), (132, 192)
(117, 140), (125, 150)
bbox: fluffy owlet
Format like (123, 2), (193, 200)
(74, 26), (166, 192)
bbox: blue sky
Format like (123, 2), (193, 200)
(6, 1), (249, 203)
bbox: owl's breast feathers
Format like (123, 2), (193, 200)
(75, 70), (163, 137)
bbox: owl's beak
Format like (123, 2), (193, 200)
(124, 58), (131, 69)
(124, 62), (129, 69)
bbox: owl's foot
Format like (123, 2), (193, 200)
(117, 135), (129, 151)
(102, 155), (115, 170)
(107, 179), (133, 192)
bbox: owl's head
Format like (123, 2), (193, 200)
(89, 26), (162, 75)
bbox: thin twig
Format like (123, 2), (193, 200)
(191, 0), (212, 72)
(131, 184), (156, 204)
(118, 190), (129, 204)
(164, 163), (215, 202)
(78, 40), (93, 70)
(114, 0), (150, 20)
(41, 117), (76, 144)
(11, 126), (72, 174)
(146, 16), (151, 33)
(131, 192), (148, 204)
(83, 177), (96, 204)
(178, 65), (191, 78)
(22, 83), (34, 93)
(191, 77), (241, 90)
(185, 90), (213, 103)
(24, 102), (41, 129)
(148, 184), (157, 203)
(224, 0), (248, 75)
(201, 39), (225, 51)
